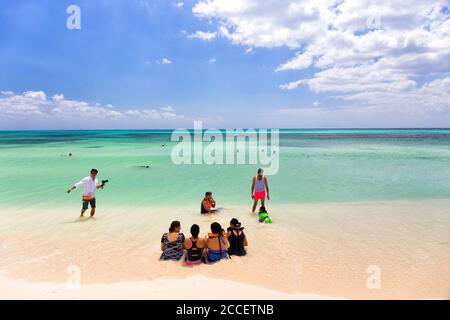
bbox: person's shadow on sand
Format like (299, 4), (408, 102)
(61, 217), (98, 224)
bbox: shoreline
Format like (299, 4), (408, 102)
(0, 200), (449, 299)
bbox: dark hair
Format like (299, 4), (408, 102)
(91, 169), (98, 174)
(205, 191), (212, 197)
(190, 224), (200, 238)
(257, 168), (263, 174)
(230, 218), (241, 228)
(169, 221), (181, 233)
(210, 222), (222, 235)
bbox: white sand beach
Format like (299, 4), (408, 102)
(0, 273), (340, 300)
(0, 200), (449, 299)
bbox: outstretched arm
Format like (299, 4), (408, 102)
(67, 180), (83, 193)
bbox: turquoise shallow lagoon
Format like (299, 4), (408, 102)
(1, 129), (450, 209)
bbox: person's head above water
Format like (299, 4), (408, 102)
(210, 222), (223, 235)
(257, 168), (264, 177)
(169, 221), (181, 233)
(90, 169), (98, 179)
(205, 191), (212, 199)
(190, 224), (200, 238)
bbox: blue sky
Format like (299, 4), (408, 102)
(1, 0), (449, 129)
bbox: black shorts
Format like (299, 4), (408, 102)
(82, 198), (96, 210)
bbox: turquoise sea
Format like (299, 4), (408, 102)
(1, 129), (450, 209)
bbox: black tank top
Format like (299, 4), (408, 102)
(227, 228), (247, 256)
(187, 238), (203, 261)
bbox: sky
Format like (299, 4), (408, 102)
(0, 0), (449, 129)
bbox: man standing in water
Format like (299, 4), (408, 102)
(251, 168), (270, 213)
(67, 169), (105, 217)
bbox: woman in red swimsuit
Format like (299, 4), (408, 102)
(251, 168), (270, 213)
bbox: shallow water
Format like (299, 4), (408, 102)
(0, 201), (448, 299)
(1, 129), (450, 209)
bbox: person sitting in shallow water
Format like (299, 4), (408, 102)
(205, 222), (229, 263)
(227, 218), (248, 257)
(201, 192), (217, 214)
(160, 221), (185, 261)
(183, 224), (205, 265)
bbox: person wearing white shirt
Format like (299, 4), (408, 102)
(67, 169), (103, 217)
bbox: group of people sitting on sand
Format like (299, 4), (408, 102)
(159, 168), (273, 264)
(160, 219), (248, 264)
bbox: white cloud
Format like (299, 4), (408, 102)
(193, 0), (326, 48)
(160, 105), (174, 112)
(1, 90), (15, 97)
(192, 0), (450, 116)
(139, 0), (156, 13)
(276, 50), (314, 71)
(125, 107), (182, 120)
(279, 79), (304, 90)
(208, 58), (216, 63)
(175, 2), (184, 8)
(24, 91), (47, 100)
(0, 91), (197, 129)
(161, 58), (172, 64)
(188, 30), (218, 41)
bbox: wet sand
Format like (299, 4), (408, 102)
(0, 200), (449, 299)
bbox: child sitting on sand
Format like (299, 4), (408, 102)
(258, 206), (272, 223)
(227, 218), (248, 256)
